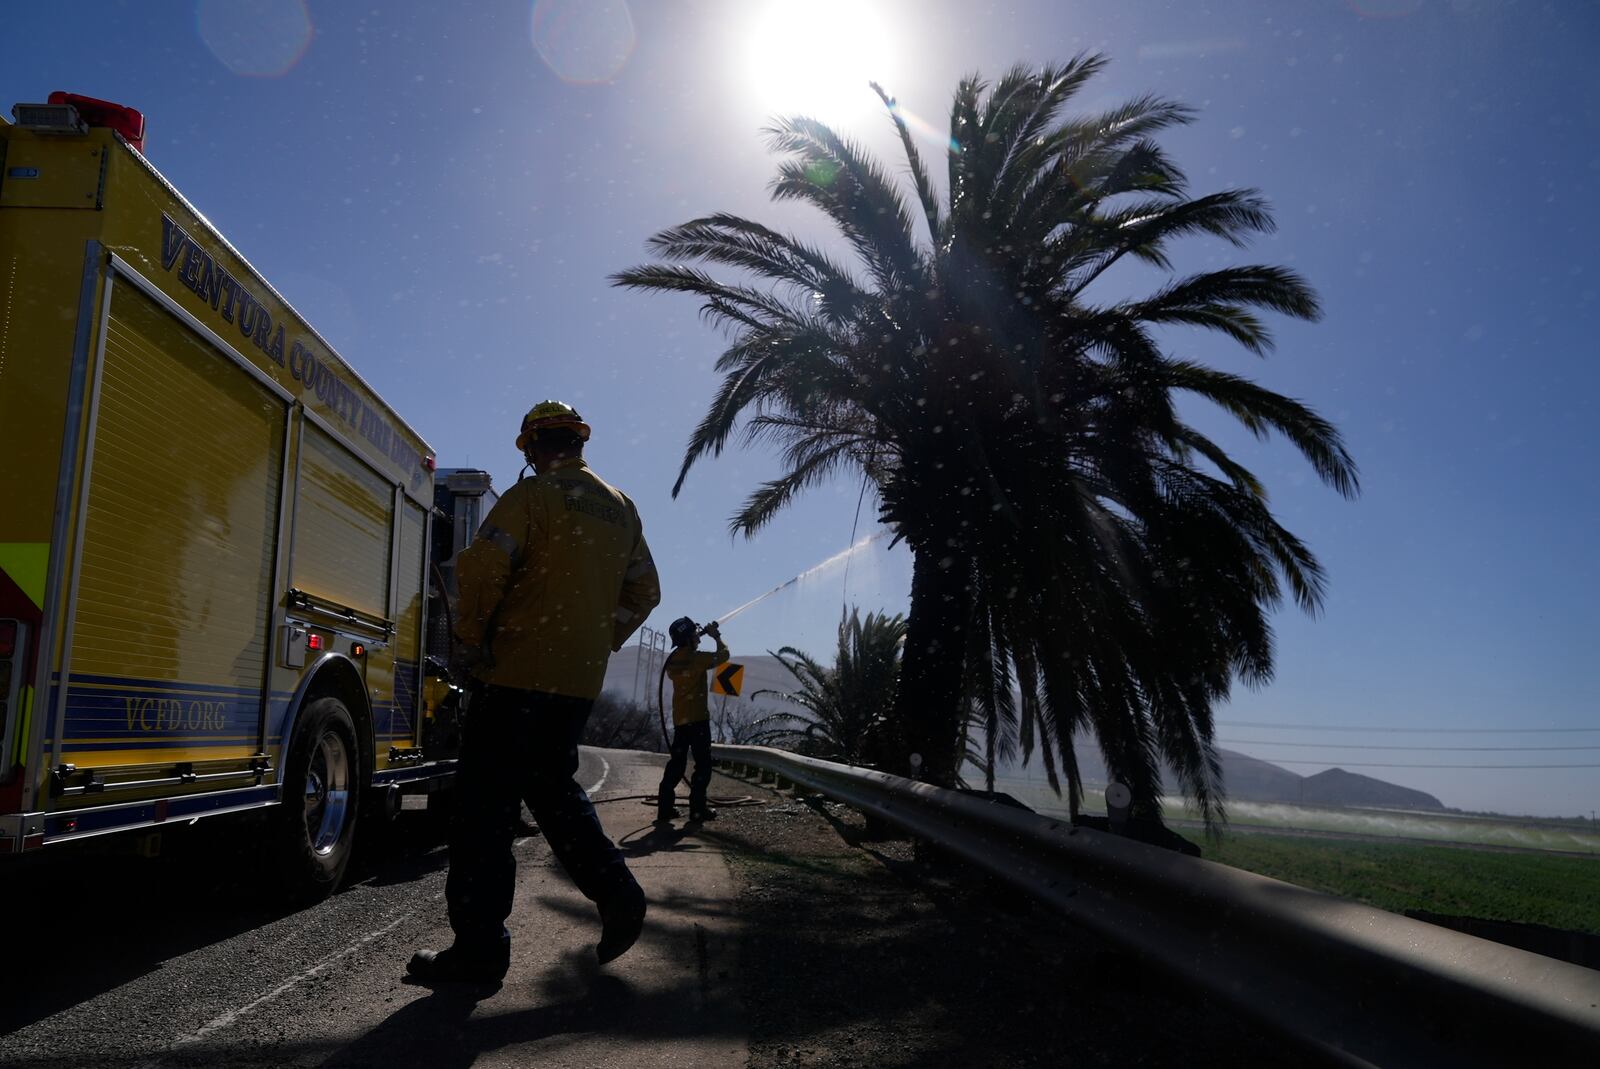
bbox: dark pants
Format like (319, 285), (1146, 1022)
(658, 719), (712, 814)
(445, 684), (635, 954)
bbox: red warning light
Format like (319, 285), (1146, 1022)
(351, 643), (366, 658)
(306, 633), (324, 652)
(48, 91), (145, 154)
(424, 455), (437, 472)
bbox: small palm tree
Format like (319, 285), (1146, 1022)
(614, 55), (1356, 826)
(751, 608), (907, 765)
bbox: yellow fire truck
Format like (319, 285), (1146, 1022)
(0, 93), (478, 896)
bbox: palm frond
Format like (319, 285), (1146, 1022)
(871, 82), (944, 244)
(610, 264), (815, 332)
(764, 117), (927, 294)
(1160, 359), (1359, 498)
(731, 439), (861, 535)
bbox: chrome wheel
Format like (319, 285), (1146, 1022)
(303, 729), (351, 855)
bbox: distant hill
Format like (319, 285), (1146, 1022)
(1299, 767), (1444, 810)
(1006, 741), (1444, 810)
(1209, 751), (1313, 803)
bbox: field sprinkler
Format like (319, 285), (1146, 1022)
(1105, 781), (1132, 834)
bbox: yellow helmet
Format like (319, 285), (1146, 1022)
(516, 400), (592, 451)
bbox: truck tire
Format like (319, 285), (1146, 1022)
(274, 696), (362, 902)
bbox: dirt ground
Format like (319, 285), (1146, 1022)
(703, 773), (1314, 1069)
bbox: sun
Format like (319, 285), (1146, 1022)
(740, 0), (898, 125)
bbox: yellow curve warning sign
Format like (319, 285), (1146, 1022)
(710, 662), (744, 697)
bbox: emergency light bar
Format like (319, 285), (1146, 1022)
(10, 93), (146, 154)
(10, 102), (87, 135)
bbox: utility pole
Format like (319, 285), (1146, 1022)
(630, 624), (664, 705)
(631, 627), (647, 704)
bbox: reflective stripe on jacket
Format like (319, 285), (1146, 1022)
(666, 638), (729, 727)
(454, 456), (660, 699)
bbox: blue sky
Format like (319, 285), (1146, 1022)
(5, 0), (1596, 815)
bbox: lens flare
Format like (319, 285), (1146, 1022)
(531, 0), (637, 84)
(196, 0), (314, 78)
(885, 99), (961, 155)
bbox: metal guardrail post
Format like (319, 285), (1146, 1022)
(711, 743), (1600, 1067)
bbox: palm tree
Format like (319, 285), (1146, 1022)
(751, 608), (907, 765)
(613, 55), (1357, 826)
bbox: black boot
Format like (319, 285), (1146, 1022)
(655, 792), (679, 824)
(596, 880), (647, 965)
(689, 788), (716, 822)
(405, 939), (510, 985)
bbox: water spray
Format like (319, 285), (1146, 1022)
(711, 530), (890, 626)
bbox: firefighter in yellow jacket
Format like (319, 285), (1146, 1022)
(408, 401), (661, 985)
(656, 616), (729, 823)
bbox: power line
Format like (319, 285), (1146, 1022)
(1218, 739), (1600, 753)
(1238, 759), (1600, 770)
(1217, 720), (1600, 735)
(840, 471), (872, 615)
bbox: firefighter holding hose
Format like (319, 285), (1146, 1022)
(656, 616), (728, 824)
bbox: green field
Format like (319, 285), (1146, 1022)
(1184, 798), (1600, 853)
(987, 776), (1600, 932)
(1179, 831), (1600, 935)
(991, 777), (1600, 854)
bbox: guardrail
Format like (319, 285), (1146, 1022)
(712, 743), (1600, 1068)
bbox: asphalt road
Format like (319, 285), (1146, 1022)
(0, 748), (746, 1069)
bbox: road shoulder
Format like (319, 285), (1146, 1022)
(706, 775), (1310, 1069)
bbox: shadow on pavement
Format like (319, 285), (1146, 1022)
(616, 822), (712, 857)
(0, 968), (733, 1069)
(532, 888), (742, 929)
(321, 946), (741, 1068)
(0, 809), (449, 1036)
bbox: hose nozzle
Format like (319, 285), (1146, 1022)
(669, 616), (721, 648)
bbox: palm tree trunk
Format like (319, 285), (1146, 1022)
(897, 546), (972, 785)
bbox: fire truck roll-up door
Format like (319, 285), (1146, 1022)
(292, 419), (393, 622)
(285, 417), (428, 757)
(54, 267), (288, 803)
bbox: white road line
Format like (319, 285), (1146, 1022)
(136, 909), (417, 1068)
(587, 754), (610, 797)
